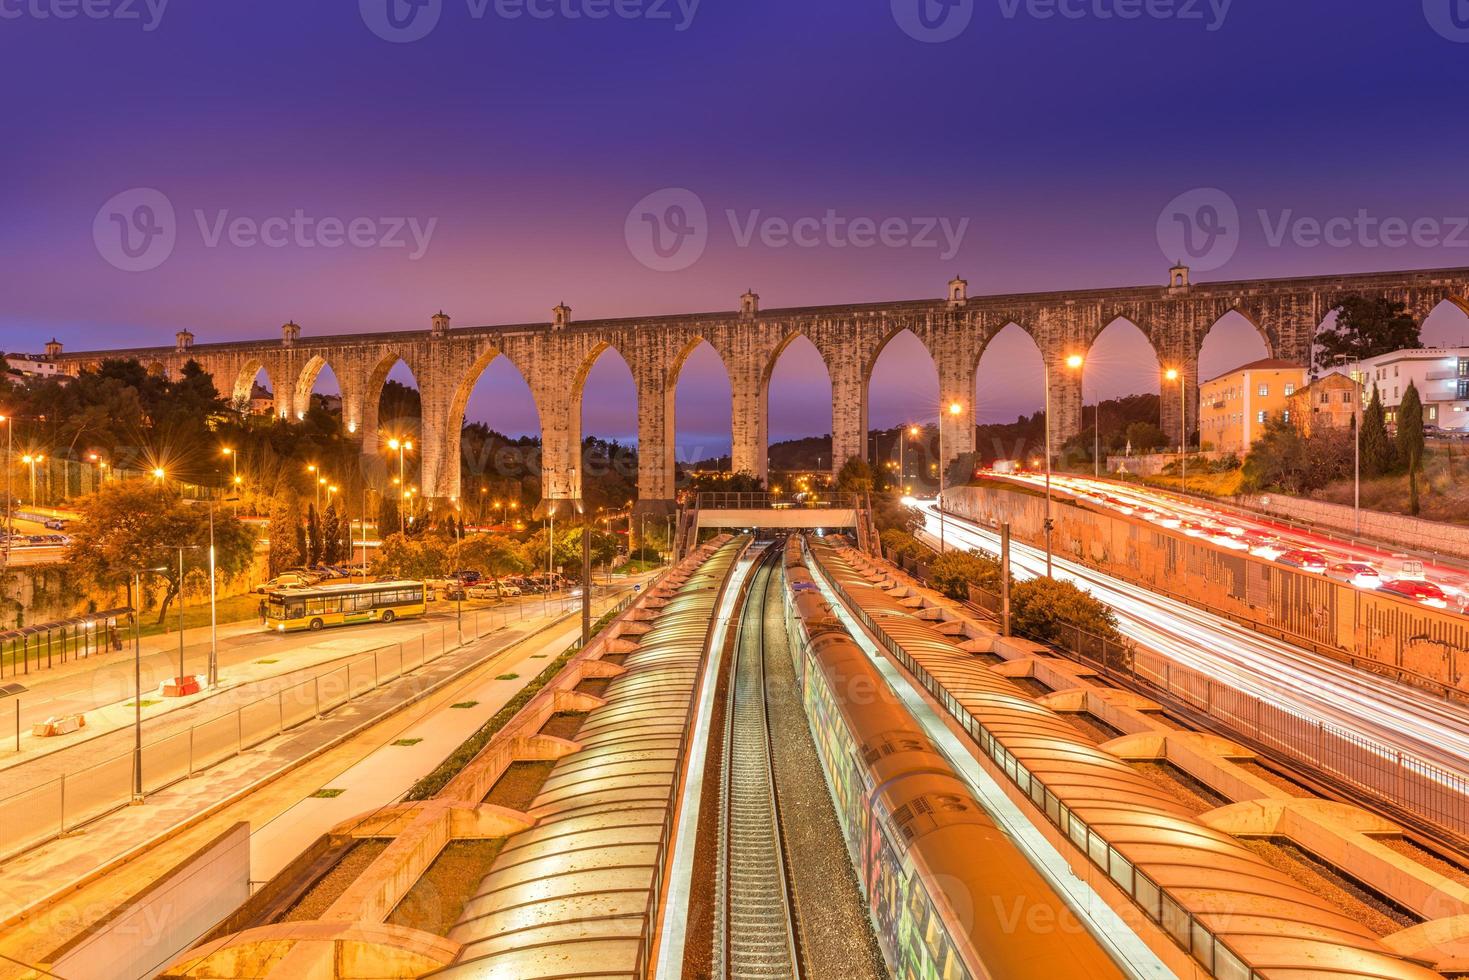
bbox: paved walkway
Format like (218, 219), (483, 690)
(0, 594), (619, 971)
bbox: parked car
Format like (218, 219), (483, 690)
(256, 572), (313, 593)
(1325, 562), (1382, 589)
(43, 518), (68, 531)
(469, 581), (520, 599)
(1275, 549), (1328, 573)
(454, 569), (483, 586)
(1379, 579), (1450, 609)
(283, 567), (325, 585)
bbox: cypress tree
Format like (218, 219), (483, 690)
(1397, 381), (1425, 515)
(1360, 383), (1396, 477)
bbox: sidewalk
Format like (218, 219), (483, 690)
(0, 591), (592, 771)
(0, 598), (601, 966)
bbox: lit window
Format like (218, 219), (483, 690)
(1257, 411), (1267, 423)
(1258, 384), (1269, 397)
(1285, 383), (1295, 396)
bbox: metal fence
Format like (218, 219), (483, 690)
(888, 554), (1469, 841)
(695, 492), (861, 511)
(0, 590), (604, 864)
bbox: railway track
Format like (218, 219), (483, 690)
(714, 547), (802, 980)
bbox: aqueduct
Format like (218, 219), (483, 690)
(50, 264), (1469, 516)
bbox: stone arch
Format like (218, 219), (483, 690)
(862, 322), (938, 387)
(1085, 317), (1164, 397)
(1206, 307), (1277, 360)
(762, 331), (833, 480)
(447, 345), (543, 502)
(292, 354), (340, 422)
(231, 359), (273, 416)
(670, 336), (733, 476)
(1420, 296), (1469, 344)
(973, 322), (1046, 420)
(361, 351), (422, 451)
(1199, 311), (1273, 381)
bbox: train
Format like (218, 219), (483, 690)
(778, 536), (1125, 980)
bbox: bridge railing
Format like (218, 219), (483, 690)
(694, 492), (860, 511)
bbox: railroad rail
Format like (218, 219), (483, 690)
(715, 547), (802, 980)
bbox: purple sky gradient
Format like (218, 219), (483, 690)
(4, 2), (1468, 454)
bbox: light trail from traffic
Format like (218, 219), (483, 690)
(919, 502), (1469, 779)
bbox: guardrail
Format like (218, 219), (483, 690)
(0, 591), (602, 864)
(694, 492), (861, 511)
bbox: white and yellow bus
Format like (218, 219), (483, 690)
(264, 580), (428, 633)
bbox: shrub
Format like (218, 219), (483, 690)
(929, 550), (1005, 601)
(1009, 577), (1121, 645)
(880, 529), (933, 564)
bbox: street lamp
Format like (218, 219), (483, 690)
(938, 401), (963, 553)
(1165, 367), (1187, 491)
(1042, 354), (1085, 577)
(21, 454), (43, 506)
(0, 415), (11, 568)
(387, 437), (413, 534)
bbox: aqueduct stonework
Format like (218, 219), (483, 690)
(51, 265), (1469, 515)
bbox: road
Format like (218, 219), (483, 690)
(919, 501), (1469, 780)
(993, 472), (1469, 611)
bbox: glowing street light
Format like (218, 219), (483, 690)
(938, 401), (964, 552)
(22, 453), (43, 506)
(1165, 367), (1188, 490)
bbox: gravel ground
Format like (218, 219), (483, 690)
(539, 711), (588, 740)
(1240, 838), (1420, 935)
(1234, 759), (1313, 796)
(386, 839), (505, 936)
(1007, 676), (1054, 699)
(1381, 837), (1469, 889)
(1132, 761), (1230, 814)
(1060, 711), (1124, 744)
(761, 569), (888, 980)
(280, 839), (390, 922)
(482, 760), (556, 810)
(575, 676), (612, 697)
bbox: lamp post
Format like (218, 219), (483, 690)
(131, 565), (168, 802)
(938, 401), (963, 553)
(0, 415), (11, 569)
(152, 467), (166, 500)
(1043, 354), (1085, 578)
(1165, 367), (1187, 491)
(902, 424), (918, 494)
(21, 454), (42, 506)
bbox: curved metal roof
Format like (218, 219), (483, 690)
(433, 536), (744, 979)
(811, 539), (1440, 980)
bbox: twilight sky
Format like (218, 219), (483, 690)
(4, 1), (1468, 455)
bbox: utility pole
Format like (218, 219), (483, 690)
(208, 504), (218, 688)
(1001, 522), (1012, 637)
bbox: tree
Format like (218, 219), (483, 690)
(305, 504), (322, 566)
(1124, 421), (1168, 453)
(1360, 383), (1397, 477)
(930, 550), (1006, 601)
(1243, 414), (1313, 493)
(835, 457), (873, 495)
(66, 483), (256, 623)
(1010, 577), (1122, 645)
(379, 494), (401, 539)
(1314, 295), (1422, 371)
(268, 494), (303, 577)
(371, 533), (454, 580)
(1397, 380), (1425, 515)
(460, 534), (528, 588)
(321, 502), (344, 564)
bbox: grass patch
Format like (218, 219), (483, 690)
(393, 738), (423, 747)
(310, 788), (346, 799)
(495, 673), (520, 681)
(255, 658), (279, 665)
(529, 654), (548, 659)
(405, 605), (624, 802)
(131, 592), (264, 641)
(451, 701), (480, 709)
(125, 699), (160, 709)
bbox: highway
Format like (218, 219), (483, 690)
(919, 501), (1469, 780)
(996, 472), (1469, 610)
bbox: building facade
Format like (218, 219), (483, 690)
(1288, 373), (1362, 438)
(1330, 348), (1469, 432)
(1199, 359), (1309, 454)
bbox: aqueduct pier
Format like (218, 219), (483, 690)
(50, 265), (1469, 515)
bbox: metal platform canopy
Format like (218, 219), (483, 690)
(0, 608), (130, 679)
(691, 492), (860, 530)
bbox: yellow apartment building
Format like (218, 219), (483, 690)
(1198, 358), (1309, 454)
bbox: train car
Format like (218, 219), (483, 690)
(781, 540), (1125, 980)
